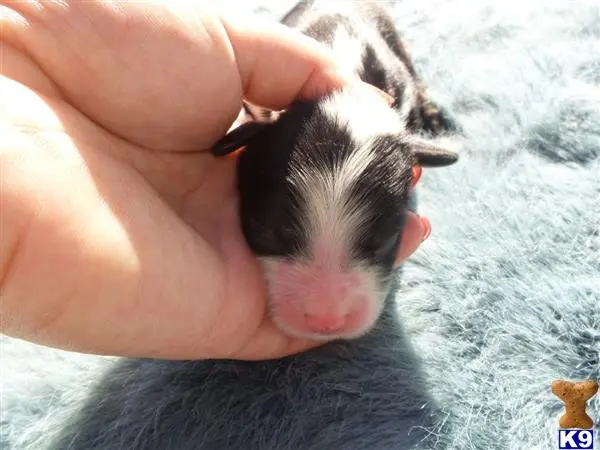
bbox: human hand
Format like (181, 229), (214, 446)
(0, 1), (429, 360)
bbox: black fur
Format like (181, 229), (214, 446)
(235, 98), (412, 273)
(278, 0), (457, 134)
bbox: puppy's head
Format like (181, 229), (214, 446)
(213, 83), (458, 341)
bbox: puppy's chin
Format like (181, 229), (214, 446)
(268, 298), (383, 342)
(270, 316), (378, 342)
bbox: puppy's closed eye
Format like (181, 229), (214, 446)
(374, 234), (400, 257)
(354, 231), (399, 261)
(245, 217), (300, 256)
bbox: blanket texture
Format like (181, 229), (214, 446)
(2, 0), (599, 449)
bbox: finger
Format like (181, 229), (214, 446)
(396, 212), (427, 262)
(219, 14), (349, 110)
(1, 1), (256, 152)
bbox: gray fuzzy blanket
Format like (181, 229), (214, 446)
(2, 0), (599, 449)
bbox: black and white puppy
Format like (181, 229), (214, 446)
(213, 0), (458, 342)
(48, 4), (461, 450)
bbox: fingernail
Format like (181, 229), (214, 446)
(420, 216), (431, 241)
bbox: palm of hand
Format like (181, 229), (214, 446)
(2, 1), (424, 360)
(3, 1), (317, 359)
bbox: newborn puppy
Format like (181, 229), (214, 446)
(213, 0), (459, 341)
(48, 4), (461, 450)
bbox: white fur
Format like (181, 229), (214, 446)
(289, 150), (373, 263)
(288, 87), (403, 266)
(327, 26), (365, 80)
(320, 86), (404, 142)
(287, 1), (418, 123)
(294, 153), (372, 249)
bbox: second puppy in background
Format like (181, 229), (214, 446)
(214, 0), (459, 341)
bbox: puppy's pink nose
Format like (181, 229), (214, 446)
(304, 314), (346, 333)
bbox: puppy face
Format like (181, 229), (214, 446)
(213, 85), (457, 341)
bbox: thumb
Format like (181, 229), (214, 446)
(219, 12), (350, 110)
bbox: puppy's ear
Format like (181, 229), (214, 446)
(410, 137), (459, 167)
(211, 102), (281, 157)
(212, 122), (272, 157)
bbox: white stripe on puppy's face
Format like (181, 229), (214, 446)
(290, 142), (374, 264)
(290, 87), (404, 266)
